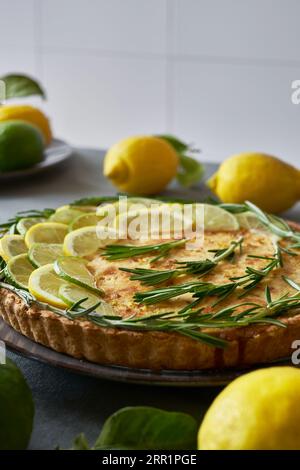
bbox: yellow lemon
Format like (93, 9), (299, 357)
(207, 153), (300, 213)
(198, 367), (300, 450)
(0, 104), (52, 146)
(103, 136), (179, 195)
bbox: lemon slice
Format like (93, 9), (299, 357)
(236, 212), (266, 231)
(28, 243), (64, 268)
(49, 207), (83, 225)
(114, 205), (182, 239)
(28, 263), (68, 308)
(54, 256), (103, 295)
(56, 204), (97, 213)
(69, 213), (103, 232)
(96, 198), (160, 218)
(59, 284), (113, 314)
(4, 254), (35, 289)
(114, 203), (196, 238)
(25, 222), (68, 248)
(203, 204), (239, 231)
(0, 234), (27, 262)
(63, 226), (116, 257)
(16, 217), (46, 235)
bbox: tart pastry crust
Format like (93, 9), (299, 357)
(0, 288), (299, 370)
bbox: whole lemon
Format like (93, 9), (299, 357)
(198, 367), (300, 450)
(207, 153), (300, 213)
(0, 358), (34, 449)
(0, 104), (52, 146)
(0, 120), (44, 172)
(103, 136), (179, 195)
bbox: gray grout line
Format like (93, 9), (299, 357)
(165, 0), (174, 133)
(39, 45), (167, 61)
(33, 0), (43, 80)
(33, 45), (300, 69)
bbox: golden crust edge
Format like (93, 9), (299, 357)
(0, 288), (299, 370)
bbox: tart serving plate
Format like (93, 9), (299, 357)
(0, 317), (290, 387)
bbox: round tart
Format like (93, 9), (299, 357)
(0, 200), (300, 370)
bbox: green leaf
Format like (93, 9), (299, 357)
(176, 154), (204, 187)
(0, 74), (46, 100)
(157, 134), (189, 153)
(94, 406), (198, 450)
(157, 134), (204, 188)
(71, 433), (90, 450)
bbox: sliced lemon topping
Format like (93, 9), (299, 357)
(54, 256), (103, 295)
(16, 217), (46, 236)
(203, 204), (239, 231)
(5, 254), (35, 289)
(25, 222), (68, 247)
(236, 212), (266, 231)
(28, 263), (68, 309)
(49, 207), (84, 225)
(28, 243), (64, 268)
(58, 284), (113, 315)
(63, 226), (116, 257)
(0, 234), (27, 262)
(69, 213), (104, 232)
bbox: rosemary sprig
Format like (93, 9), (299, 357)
(0, 257), (6, 280)
(0, 281), (35, 306)
(230, 244), (283, 296)
(134, 243), (282, 306)
(0, 208), (55, 236)
(103, 239), (186, 262)
(212, 200), (300, 246)
(120, 267), (179, 286)
(134, 281), (237, 305)
(242, 201), (300, 243)
(120, 237), (243, 286)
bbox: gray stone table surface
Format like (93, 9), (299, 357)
(1, 148), (300, 450)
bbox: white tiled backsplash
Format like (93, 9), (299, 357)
(1, 0), (299, 165)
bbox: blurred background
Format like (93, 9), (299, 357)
(1, 0), (299, 164)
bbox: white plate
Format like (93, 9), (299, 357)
(0, 138), (72, 180)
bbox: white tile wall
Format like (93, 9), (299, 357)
(172, 61), (300, 164)
(0, 50), (36, 77)
(41, 0), (168, 55)
(173, 0), (300, 62)
(1, 0), (300, 165)
(0, 0), (36, 48)
(42, 52), (167, 147)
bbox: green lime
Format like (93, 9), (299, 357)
(0, 358), (34, 449)
(0, 120), (44, 172)
(28, 243), (64, 267)
(4, 254), (35, 289)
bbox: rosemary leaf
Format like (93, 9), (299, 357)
(120, 237), (243, 287)
(103, 239), (186, 262)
